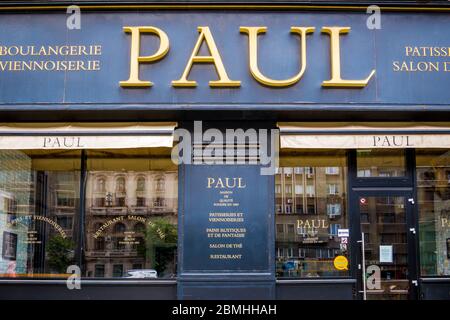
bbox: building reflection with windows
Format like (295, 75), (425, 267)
(275, 150), (348, 278)
(84, 169), (178, 278)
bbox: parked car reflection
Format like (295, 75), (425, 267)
(125, 269), (158, 279)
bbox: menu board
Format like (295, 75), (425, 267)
(182, 165), (271, 273)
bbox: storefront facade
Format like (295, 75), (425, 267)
(0, 1), (449, 300)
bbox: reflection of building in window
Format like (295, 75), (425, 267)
(94, 237), (105, 250)
(115, 177), (126, 207)
(325, 167), (340, 175)
(0, 150), (80, 277)
(112, 237), (125, 250)
(136, 177), (145, 192)
(417, 149), (450, 276)
(94, 264), (105, 278)
(275, 151), (348, 278)
(116, 177), (126, 193)
(275, 184), (281, 194)
(154, 197), (166, 208)
(136, 176), (146, 207)
(93, 176), (107, 207)
(357, 169), (371, 177)
(132, 263), (143, 270)
(112, 264), (123, 277)
(113, 222), (126, 234)
(84, 168), (178, 278)
(96, 177), (106, 192)
(327, 204), (341, 218)
(56, 216), (73, 230)
(329, 224), (341, 236)
(156, 177), (165, 192)
(94, 264), (105, 277)
(327, 184), (339, 195)
(56, 191), (76, 207)
(134, 222), (145, 233)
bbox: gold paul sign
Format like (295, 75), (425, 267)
(120, 26), (375, 89)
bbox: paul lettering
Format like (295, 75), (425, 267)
(207, 177), (246, 189)
(373, 135), (412, 147)
(442, 218), (449, 228)
(43, 136), (84, 148)
(297, 219), (328, 229)
(120, 25), (375, 89)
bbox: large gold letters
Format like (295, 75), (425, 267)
(120, 26), (169, 87)
(119, 25), (377, 89)
(240, 26), (315, 87)
(321, 27), (375, 88)
(172, 26), (240, 87)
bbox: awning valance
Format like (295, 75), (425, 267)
(278, 122), (450, 149)
(0, 122), (177, 149)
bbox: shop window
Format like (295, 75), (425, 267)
(85, 148), (178, 279)
(0, 150), (81, 278)
(276, 149), (349, 278)
(357, 149), (406, 177)
(416, 149), (450, 276)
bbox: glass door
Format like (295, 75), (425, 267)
(356, 193), (418, 300)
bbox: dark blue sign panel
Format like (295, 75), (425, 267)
(0, 10), (449, 108)
(180, 165), (273, 274)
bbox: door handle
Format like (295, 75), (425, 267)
(408, 198), (415, 204)
(409, 228), (416, 235)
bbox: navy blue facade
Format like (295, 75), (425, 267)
(0, 10), (449, 108)
(0, 4), (449, 300)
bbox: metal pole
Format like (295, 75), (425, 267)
(361, 232), (367, 300)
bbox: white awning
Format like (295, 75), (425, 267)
(279, 122), (450, 149)
(0, 122), (177, 150)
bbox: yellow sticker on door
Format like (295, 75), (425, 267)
(333, 255), (349, 271)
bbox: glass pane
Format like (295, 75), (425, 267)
(0, 150), (81, 278)
(357, 149), (406, 177)
(360, 196), (409, 300)
(84, 148), (178, 279)
(276, 149), (349, 278)
(416, 149), (450, 276)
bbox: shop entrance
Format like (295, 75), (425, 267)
(354, 191), (418, 300)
